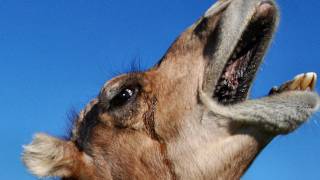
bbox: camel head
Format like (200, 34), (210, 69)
(23, 0), (319, 179)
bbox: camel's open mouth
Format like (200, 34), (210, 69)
(214, 2), (277, 104)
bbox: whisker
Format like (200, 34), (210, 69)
(311, 113), (320, 129)
(312, 118), (320, 128)
(313, 112), (320, 121)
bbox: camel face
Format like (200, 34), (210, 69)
(23, 0), (320, 180)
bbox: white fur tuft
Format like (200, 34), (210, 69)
(22, 133), (72, 177)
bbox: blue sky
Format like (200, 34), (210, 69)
(0, 0), (319, 179)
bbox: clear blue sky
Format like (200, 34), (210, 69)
(0, 0), (319, 179)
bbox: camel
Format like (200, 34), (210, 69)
(23, 0), (320, 179)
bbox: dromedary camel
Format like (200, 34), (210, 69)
(23, 0), (319, 179)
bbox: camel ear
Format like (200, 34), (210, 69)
(22, 133), (85, 178)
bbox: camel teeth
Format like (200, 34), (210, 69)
(301, 74), (310, 90)
(291, 72), (317, 91)
(308, 72), (317, 90)
(289, 73), (304, 90)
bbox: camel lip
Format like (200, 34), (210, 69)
(213, 1), (278, 105)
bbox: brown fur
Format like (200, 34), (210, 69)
(23, 0), (319, 179)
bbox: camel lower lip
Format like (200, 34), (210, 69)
(214, 2), (277, 105)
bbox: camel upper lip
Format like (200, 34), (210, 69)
(213, 1), (278, 104)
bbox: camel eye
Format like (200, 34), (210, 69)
(110, 87), (137, 108)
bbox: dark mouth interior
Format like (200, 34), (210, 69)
(214, 14), (275, 105)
